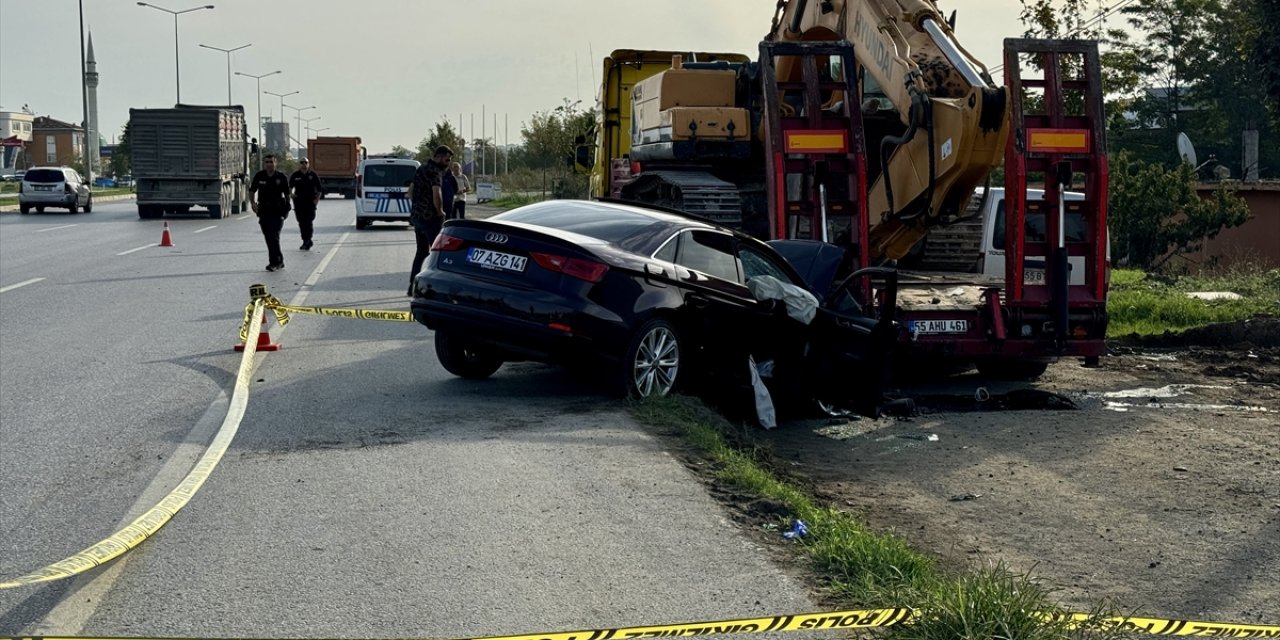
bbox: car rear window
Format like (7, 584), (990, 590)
(24, 169), (64, 183)
(363, 164), (416, 188)
(498, 205), (660, 243)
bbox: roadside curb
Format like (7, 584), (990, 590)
(0, 193), (136, 213)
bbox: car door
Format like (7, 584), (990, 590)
(668, 229), (757, 371)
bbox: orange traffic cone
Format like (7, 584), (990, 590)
(159, 222), (174, 247)
(234, 311), (282, 352)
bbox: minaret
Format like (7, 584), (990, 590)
(85, 31), (100, 174)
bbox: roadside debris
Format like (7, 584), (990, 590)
(782, 520), (809, 540)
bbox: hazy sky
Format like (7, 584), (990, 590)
(0, 0), (1029, 154)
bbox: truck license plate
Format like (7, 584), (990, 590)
(467, 248), (527, 272)
(1024, 269), (1045, 284)
(909, 319), (969, 334)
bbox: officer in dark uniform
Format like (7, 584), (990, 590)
(406, 145), (453, 296)
(249, 154), (291, 271)
(290, 158), (324, 251)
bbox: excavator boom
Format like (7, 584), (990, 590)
(771, 0), (1009, 260)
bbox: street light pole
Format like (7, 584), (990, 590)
(285, 104), (316, 154)
(137, 3), (215, 104)
(300, 116), (322, 144)
(264, 90), (298, 151)
(78, 0), (91, 183)
(235, 69), (282, 171)
(199, 43), (251, 105)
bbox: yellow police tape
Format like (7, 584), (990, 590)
(3, 608), (1277, 640)
(0, 299), (268, 590)
(6, 287), (1279, 640)
(236, 287), (412, 342)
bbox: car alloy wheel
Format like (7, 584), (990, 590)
(628, 318), (681, 398)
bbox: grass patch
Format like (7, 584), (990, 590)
(1108, 267), (1279, 337)
(629, 395), (1126, 639)
(489, 193), (546, 209)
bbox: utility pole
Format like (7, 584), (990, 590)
(78, 0), (91, 183)
(199, 43), (251, 105)
(235, 69), (282, 171)
(136, 2), (216, 104)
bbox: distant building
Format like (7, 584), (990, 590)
(0, 111), (34, 170)
(264, 121), (290, 155)
(31, 116), (85, 168)
(86, 31), (101, 176)
(1187, 182), (1280, 268)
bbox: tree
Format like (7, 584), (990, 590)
(415, 119), (466, 165)
(388, 145), (414, 159)
(517, 99), (597, 197)
(1108, 152), (1250, 269)
(1105, 0), (1220, 164)
(111, 123), (131, 178)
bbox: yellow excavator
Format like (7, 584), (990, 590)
(581, 0), (1110, 376)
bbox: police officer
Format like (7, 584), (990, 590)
(249, 154), (291, 271)
(406, 145), (452, 296)
(290, 157), (324, 250)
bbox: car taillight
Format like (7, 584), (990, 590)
(64, 183), (73, 194)
(356, 175), (362, 198)
(430, 232), (464, 252)
(530, 252), (609, 283)
(630, 160), (642, 176)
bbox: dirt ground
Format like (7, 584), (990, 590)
(747, 318), (1279, 624)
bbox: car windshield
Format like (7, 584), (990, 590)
(363, 164), (416, 188)
(24, 169), (64, 183)
(499, 204), (661, 244)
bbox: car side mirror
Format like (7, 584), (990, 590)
(573, 144), (593, 175)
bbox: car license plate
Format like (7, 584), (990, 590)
(909, 319), (969, 334)
(35, 185), (52, 191)
(467, 247), (527, 272)
(1024, 269), (1045, 284)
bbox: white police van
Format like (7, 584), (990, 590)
(355, 157), (419, 229)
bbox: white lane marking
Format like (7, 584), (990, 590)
(30, 232), (352, 635)
(116, 243), (159, 256)
(0, 277), (45, 293)
(237, 213), (256, 222)
(35, 224), (79, 233)
(192, 226), (217, 234)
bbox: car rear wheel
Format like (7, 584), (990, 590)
(435, 332), (503, 379)
(68, 201), (78, 214)
(19, 204), (29, 214)
(621, 318), (682, 398)
(355, 219), (370, 230)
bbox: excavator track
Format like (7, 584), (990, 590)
(620, 170), (743, 228)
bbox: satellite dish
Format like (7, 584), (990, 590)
(1176, 132), (1197, 167)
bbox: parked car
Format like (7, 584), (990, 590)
(19, 167), (92, 214)
(410, 199), (897, 413)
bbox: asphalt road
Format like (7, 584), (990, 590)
(0, 199), (820, 638)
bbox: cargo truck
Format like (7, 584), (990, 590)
(307, 136), (364, 199)
(128, 105), (250, 219)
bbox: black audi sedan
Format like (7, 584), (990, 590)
(410, 199), (895, 412)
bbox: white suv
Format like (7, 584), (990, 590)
(19, 167), (93, 214)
